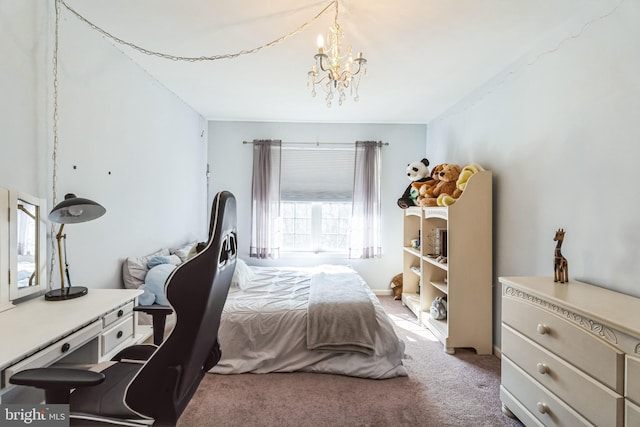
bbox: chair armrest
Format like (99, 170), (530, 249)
(9, 368), (105, 404)
(111, 344), (157, 362)
(134, 304), (173, 345)
(134, 304), (173, 316)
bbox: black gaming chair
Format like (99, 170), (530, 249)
(10, 191), (237, 426)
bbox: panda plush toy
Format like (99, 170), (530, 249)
(397, 158), (431, 208)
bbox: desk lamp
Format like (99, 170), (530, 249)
(45, 193), (106, 301)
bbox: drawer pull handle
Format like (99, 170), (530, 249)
(117, 331), (123, 339)
(61, 343), (71, 353)
(117, 309), (124, 317)
(537, 402), (549, 414)
(536, 363), (549, 375)
(536, 324), (549, 335)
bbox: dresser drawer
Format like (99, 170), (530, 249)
(500, 386), (546, 427)
(502, 295), (624, 392)
(101, 315), (134, 356)
(4, 320), (102, 384)
(503, 324), (623, 427)
(502, 356), (594, 426)
(103, 301), (134, 328)
(626, 355), (640, 406)
(626, 399), (640, 427)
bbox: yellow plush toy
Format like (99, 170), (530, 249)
(437, 194), (457, 207)
(455, 163), (485, 196)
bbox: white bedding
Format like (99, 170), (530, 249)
(209, 265), (408, 379)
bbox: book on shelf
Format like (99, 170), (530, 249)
(440, 229), (447, 257)
(434, 227), (447, 256)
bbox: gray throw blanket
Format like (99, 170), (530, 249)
(306, 271), (376, 355)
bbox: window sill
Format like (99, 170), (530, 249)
(279, 251), (349, 259)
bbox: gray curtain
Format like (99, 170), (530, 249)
(349, 141), (383, 259)
(250, 140), (282, 259)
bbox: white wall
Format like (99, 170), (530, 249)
(1, 1), (208, 292)
(0, 1), (47, 195)
(426, 0), (640, 346)
(208, 121), (426, 291)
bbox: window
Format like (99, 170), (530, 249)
(250, 140), (382, 259)
(280, 145), (354, 254)
(281, 201), (351, 253)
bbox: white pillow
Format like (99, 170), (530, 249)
(170, 242), (197, 263)
(231, 259), (254, 289)
(122, 248), (170, 289)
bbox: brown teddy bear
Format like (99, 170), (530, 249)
(420, 163), (461, 207)
(390, 273), (403, 300)
(412, 164), (444, 206)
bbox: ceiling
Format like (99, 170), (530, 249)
(63, 0), (597, 124)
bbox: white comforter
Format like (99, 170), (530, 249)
(209, 265), (407, 379)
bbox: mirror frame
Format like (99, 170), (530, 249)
(3, 189), (48, 304)
(0, 188), (9, 312)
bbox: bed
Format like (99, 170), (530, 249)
(123, 247), (407, 379)
(210, 263), (407, 379)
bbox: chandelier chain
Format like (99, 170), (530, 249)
(49, 0), (62, 289)
(48, 0), (339, 284)
(60, 0), (337, 62)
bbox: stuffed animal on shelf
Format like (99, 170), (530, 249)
(412, 163), (444, 206)
(430, 296), (447, 320)
(390, 273), (403, 300)
(454, 163), (485, 197)
(435, 163), (486, 206)
(419, 163), (461, 207)
(397, 158), (432, 208)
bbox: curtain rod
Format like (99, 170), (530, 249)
(242, 141), (389, 146)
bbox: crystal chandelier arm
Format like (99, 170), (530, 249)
(309, 71), (331, 85)
(315, 53), (330, 72)
(350, 56), (367, 76)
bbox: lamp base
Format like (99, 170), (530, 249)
(45, 286), (88, 301)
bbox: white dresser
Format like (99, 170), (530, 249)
(499, 276), (640, 427)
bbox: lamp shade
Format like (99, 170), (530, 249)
(49, 193), (106, 224)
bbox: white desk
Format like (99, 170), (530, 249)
(0, 289), (151, 403)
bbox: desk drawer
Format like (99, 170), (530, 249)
(502, 294), (624, 392)
(101, 315), (134, 356)
(4, 320), (102, 384)
(502, 324), (623, 427)
(103, 301), (134, 328)
(502, 356), (593, 427)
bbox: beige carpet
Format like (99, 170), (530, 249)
(178, 296), (524, 427)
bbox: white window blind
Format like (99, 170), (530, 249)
(280, 145), (355, 202)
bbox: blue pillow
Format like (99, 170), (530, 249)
(138, 263), (176, 305)
(147, 256), (172, 269)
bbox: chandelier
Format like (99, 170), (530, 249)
(307, 1), (367, 107)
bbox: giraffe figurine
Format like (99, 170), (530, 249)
(553, 228), (568, 283)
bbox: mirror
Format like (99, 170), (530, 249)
(16, 199), (38, 289)
(8, 191), (47, 302)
